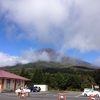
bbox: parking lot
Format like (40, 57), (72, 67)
(0, 91), (100, 100)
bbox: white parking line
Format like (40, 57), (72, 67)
(76, 94), (82, 97)
(54, 94), (57, 96)
(46, 94), (52, 95)
(3, 93), (16, 95)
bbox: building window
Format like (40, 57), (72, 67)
(6, 79), (11, 89)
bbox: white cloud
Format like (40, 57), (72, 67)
(0, 49), (51, 67)
(0, 52), (19, 67)
(0, 0), (100, 66)
(93, 57), (100, 66)
(20, 49), (50, 63)
(0, 0), (100, 52)
(0, 0), (71, 44)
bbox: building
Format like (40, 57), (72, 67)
(0, 70), (30, 93)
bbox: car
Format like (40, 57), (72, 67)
(29, 86), (41, 92)
(84, 88), (93, 92)
(82, 90), (100, 97)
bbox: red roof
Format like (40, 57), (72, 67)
(0, 70), (30, 81)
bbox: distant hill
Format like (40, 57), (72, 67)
(0, 48), (99, 72)
(0, 61), (97, 75)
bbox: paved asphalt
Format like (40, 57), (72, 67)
(0, 91), (100, 100)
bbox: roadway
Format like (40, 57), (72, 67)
(0, 91), (100, 100)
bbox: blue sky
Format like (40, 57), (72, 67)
(0, 0), (100, 67)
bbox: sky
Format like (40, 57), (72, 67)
(0, 0), (100, 67)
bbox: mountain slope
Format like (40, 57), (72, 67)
(0, 48), (98, 70)
(35, 48), (97, 69)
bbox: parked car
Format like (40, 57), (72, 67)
(29, 86), (41, 92)
(84, 88), (93, 92)
(82, 90), (100, 97)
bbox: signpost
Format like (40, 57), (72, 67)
(94, 86), (99, 89)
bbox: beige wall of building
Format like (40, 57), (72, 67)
(3, 79), (15, 89)
(0, 78), (25, 92)
(0, 79), (1, 83)
(16, 80), (25, 89)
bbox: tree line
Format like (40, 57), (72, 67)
(19, 67), (100, 91)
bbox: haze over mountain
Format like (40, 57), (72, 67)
(34, 48), (98, 68)
(0, 48), (98, 69)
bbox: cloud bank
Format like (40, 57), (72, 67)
(0, 0), (100, 52)
(0, 0), (100, 66)
(0, 49), (51, 67)
(93, 57), (100, 66)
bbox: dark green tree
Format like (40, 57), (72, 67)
(50, 74), (57, 89)
(63, 74), (70, 90)
(32, 68), (44, 84)
(44, 73), (51, 86)
(93, 69), (100, 85)
(20, 68), (26, 77)
(25, 70), (31, 79)
(55, 72), (66, 90)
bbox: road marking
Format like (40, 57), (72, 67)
(4, 93), (16, 96)
(46, 94), (53, 95)
(54, 94), (57, 96)
(76, 94), (82, 97)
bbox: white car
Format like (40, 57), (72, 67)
(82, 90), (100, 97)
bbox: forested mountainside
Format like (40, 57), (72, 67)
(0, 61), (97, 75)
(0, 48), (100, 91)
(0, 61), (99, 90)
